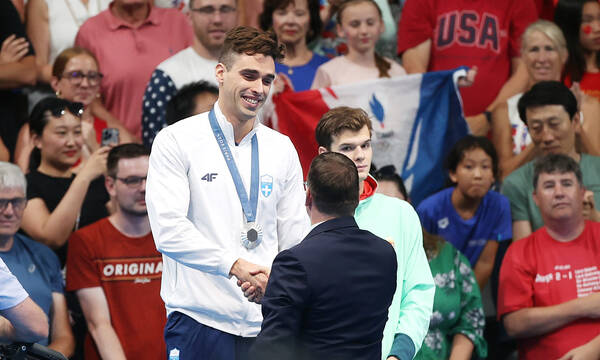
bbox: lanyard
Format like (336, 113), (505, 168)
(209, 108), (259, 223)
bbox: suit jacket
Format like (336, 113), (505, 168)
(251, 216), (398, 360)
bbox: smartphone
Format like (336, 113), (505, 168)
(101, 128), (119, 147)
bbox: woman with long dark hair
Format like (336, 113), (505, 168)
(556, 0), (600, 100)
(20, 98), (110, 267)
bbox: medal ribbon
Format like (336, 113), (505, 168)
(209, 108), (259, 223)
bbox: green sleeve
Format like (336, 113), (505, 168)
(394, 203), (435, 358)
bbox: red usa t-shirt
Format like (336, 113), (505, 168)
(397, 0), (537, 116)
(66, 218), (165, 360)
(498, 221), (600, 359)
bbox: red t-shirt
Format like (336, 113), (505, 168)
(564, 72), (600, 103)
(498, 221), (600, 359)
(93, 117), (108, 144)
(397, 0), (537, 116)
(534, 0), (557, 20)
(66, 218), (165, 360)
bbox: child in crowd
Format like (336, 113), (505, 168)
(310, 0), (405, 88)
(417, 135), (512, 290)
(372, 165), (487, 360)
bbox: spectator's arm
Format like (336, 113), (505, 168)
(449, 334), (475, 360)
(503, 292), (600, 338)
(486, 58), (528, 112)
(491, 103), (537, 179)
(473, 240), (498, 289)
(0, 137), (9, 163)
(25, 0), (51, 83)
(0, 54), (35, 89)
(579, 95), (600, 157)
(47, 293), (74, 357)
(558, 334), (600, 360)
(401, 39), (431, 74)
(77, 287), (126, 360)
(20, 147), (109, 248)
(0, 297), (48, 342)
(512, 220), (532, 242)
(310, 66), (332, 89)
(14, 123), (32, 173)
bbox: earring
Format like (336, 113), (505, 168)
(55, 90), (61, 97)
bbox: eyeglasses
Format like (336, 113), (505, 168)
(0, 198), (27, 213)
(60, 71), (104, 86)
(190, 5), (236, 15)
(115, 176), (147, 188)
(46, 102), (84, 118)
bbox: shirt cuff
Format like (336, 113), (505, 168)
(220, 251), (239, 279)
(388, 333), (416, 360)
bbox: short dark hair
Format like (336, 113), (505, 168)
(446, 135), (499, 181)
(533, 153), (583, 190)
(166, 81), (218, 125)
(218, 26), (284, 69)
(259, 0), (323, 44)
(517, 81), (578, 125)
(307, 152), (359, 217)
(107, 143), (150, 178)
(315, 106), (372, 149)
(372, 165), (408, 200)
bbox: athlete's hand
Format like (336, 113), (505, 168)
(230, 259), (270, 303)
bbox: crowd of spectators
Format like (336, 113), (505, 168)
(1, 0), (600, 359)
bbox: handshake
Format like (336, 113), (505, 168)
(230, 258), (271, 304)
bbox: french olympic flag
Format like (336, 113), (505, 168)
(267, 67), (469, 205)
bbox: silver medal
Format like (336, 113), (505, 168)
(241, 222), (263, 249)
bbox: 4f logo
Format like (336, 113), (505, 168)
(202, 173), (218, 182)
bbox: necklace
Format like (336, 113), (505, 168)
(63, 0), (101, 27)
(287, 66), (293, 75)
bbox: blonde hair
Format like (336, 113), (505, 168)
(521, 20), (568, 59)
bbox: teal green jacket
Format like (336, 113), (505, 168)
(355, 190), (435, 360)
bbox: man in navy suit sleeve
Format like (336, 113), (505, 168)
(251, 152), (398, 360)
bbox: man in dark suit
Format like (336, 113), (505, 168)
(250, 152), (398, 360)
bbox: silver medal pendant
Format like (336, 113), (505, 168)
(241, 222), (263, 249)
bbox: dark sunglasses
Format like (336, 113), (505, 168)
(46, 102), (84, 118)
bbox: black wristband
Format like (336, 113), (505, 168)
(484, 110), (492, 124)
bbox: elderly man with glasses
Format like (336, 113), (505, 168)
(0, 162), (74, 357)
(66, 143), (165, 360)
